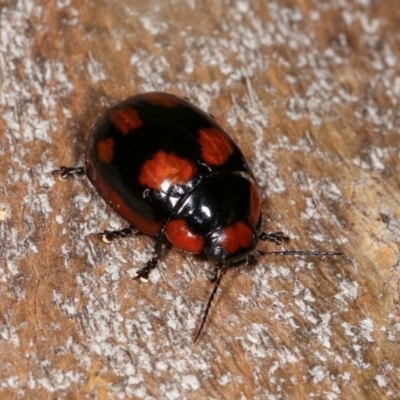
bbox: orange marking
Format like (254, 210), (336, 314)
(109, 108), (142, 135)
(220, 221), (254, 255)
(166, 219), (204, 253)
(97, 138), (114, 163)
(250, 183), (261, 224)
(199, 127), (234, 166)
(139, 151), (197, 191)
(144, 93), (180, 107)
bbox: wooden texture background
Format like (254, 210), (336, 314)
(1, 0), (400, 399)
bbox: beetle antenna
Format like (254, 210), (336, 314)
(194, 264), (227, 343)
(255, 249), (342, 257)
(257, 232), (342, 257)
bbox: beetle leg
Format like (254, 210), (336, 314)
(97, 226), (138, 244)
(259, 231), (290, 245)
(246, 254), (258, 266)
(133, 257), (158, 283)
(52, 166), (85, 179)
(133, 236), (167, 283)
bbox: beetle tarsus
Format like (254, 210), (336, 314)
(52, 166), (85, 179)
(97, 226), (138, 243)
(259, 231), (289, 245)
(133, 257), (158, 282)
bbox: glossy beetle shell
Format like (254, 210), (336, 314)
(85, 92), (262, 263)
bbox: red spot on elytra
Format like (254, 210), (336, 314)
(144, 93), (180, 107)
(166, 219), (204, 253)
(110, 108), (142, 135)
(220, 221), (254, 255)
(97, 138), (114, 163)
(199, 126), (234, 166)
(139, 150), (197, 191)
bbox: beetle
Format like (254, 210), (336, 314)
(53, 92), (342, 342)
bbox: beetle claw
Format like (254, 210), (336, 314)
(133, 257), (158, 282)
(97, 226), (137, 243)
(52, 166), (85, 179)
(259, 231), (290, 245)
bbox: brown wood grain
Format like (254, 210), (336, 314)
(1, 0), (399, 398)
